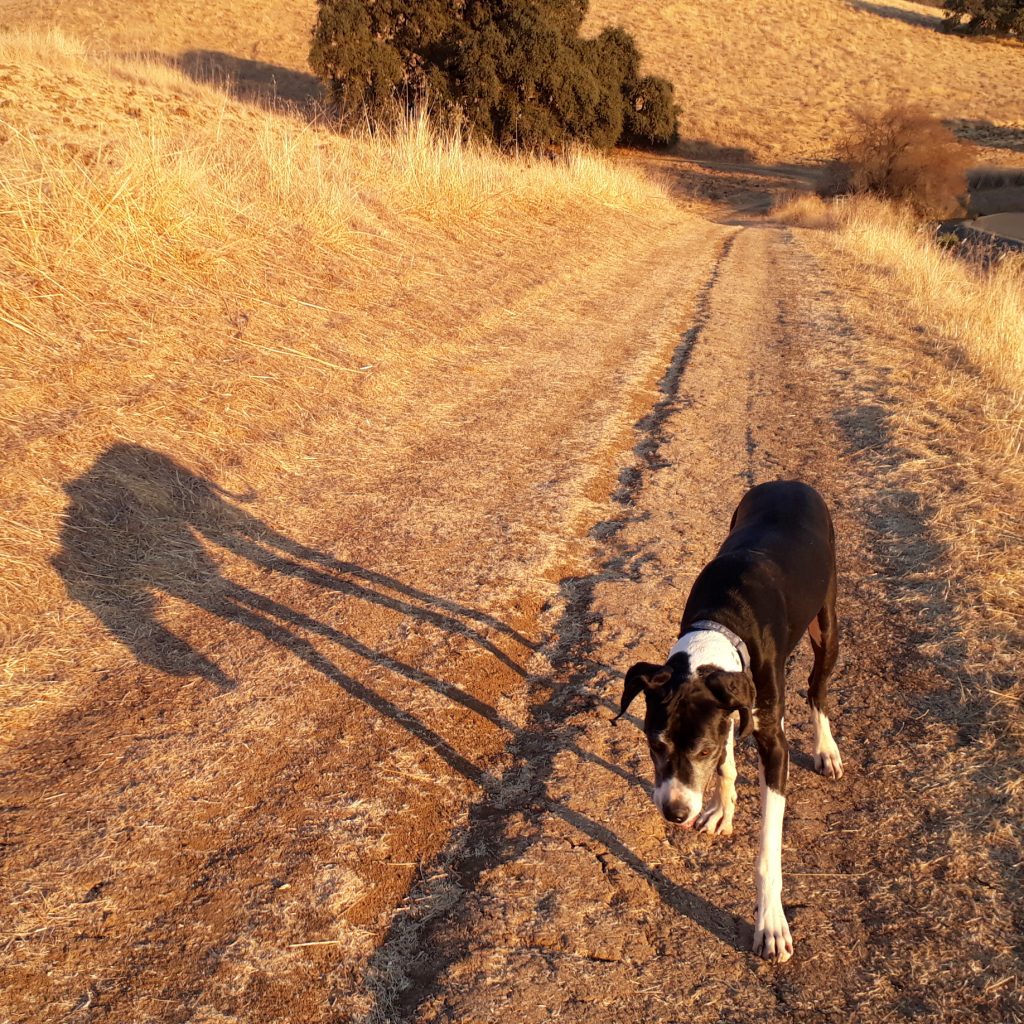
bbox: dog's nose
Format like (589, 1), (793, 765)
(663, 804), (692, 825)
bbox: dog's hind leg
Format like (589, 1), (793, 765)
(695, 717), (737, 835)
(807, 578), (842, 779)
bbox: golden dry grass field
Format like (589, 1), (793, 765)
(1, 1), (1023, 1022)
(9, 0), (1024, 164)
(586, 0), (1024, 165)
(0, 28), (722, 1021)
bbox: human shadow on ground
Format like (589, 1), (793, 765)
(53, 443), (530, 696)
(50, 441), (650, 852)
(364, 244), (753, 1022)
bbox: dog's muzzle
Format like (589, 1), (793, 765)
(654, 777), (702, 827)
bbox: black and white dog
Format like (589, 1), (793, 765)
(617, 480), (843, 963)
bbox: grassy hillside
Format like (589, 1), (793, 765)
(586, 0), (1024, 165)
(1, 0), (318, 100)
(1, 24), (689, 748)
(776, 193), (1023, 423)
(9, 0), (1024, 166)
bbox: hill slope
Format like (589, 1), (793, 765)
(586, 0), (1024, 164)
(9, 0), (1024, 164)
(2, 11), (1023, 1024)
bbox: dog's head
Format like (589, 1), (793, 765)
(617, 655), (755, 826)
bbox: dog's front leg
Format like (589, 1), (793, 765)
(753, 724), (792, 962)
(695, 716), (737, 835)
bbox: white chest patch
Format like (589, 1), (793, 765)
(669, 629), (743, 673)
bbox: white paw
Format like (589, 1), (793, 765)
(694, 786), (735, 835)
(813, 743), (844, 780)
(753, 901), (793, 963)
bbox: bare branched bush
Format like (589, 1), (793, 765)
(820, 103), (972, 218)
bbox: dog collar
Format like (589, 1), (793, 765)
(670, 620), (750, 673)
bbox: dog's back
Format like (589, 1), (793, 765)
(683, 481), (835, 654)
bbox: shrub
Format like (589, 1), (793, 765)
(820, 103), (972, 218)
(624, 75), (678, 146)
(943, 0), (1024, 36)
(309, 0), (678, 150)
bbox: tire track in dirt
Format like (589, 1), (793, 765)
(361, 230), (741, 1022)
(374, 224), (1022, 1022)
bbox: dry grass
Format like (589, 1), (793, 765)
(586, 0), (1024, 165)
(839, 198), (1023, 405)
(788, 205), (1024, 865)
(1, 33), (668, 698)
(772, 192), (841, 230)
(815, 230), (1024, 883)
(774, 194), (1024, 410)
(2, 0), (319, 101)
(0, 28), (672, 680)
(8, 0), (1024, 168)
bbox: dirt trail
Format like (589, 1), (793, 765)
(4, 216), (1020, 1023)
(2, 217), (734, 1022)
(370, 224), (1022, 1023)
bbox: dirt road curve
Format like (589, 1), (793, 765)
(369, 225), (1022, 1023)
(4, 221), (1020, 1024)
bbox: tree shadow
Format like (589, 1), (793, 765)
(624, 148), (822, 219)
(125, 49), (323, 107)
(847, 0), (946, 29)
(949, 118), (1024, 153)
(178, 50), (323, 104)
(676, 139), (757, 163)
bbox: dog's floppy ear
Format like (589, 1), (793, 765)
(614, 662), (671, 725)
(703, 669), (757, 738)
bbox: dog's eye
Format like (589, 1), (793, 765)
(697, 747), (715, 759)
(650, 739), (668, 756)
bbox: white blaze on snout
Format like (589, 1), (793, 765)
(653, 775), (703, 823)
(653, 628), (742, 826)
